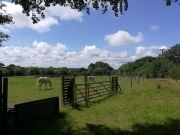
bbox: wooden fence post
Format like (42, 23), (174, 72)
(130, 75), (133, 88)
(61, 75), (64, 105)
(72, 74), (76, 104)
(111, 76), (119, 94)
(0, 71), (2, 123)
(85, 75), (89, 105)
(2, 78), (8, 126)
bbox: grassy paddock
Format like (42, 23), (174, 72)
(3, 77), (180, 135)
(7, 75), (136, 105)
(8, 76), (61, 105)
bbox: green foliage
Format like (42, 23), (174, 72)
(0, 64), (89, 76)
(87, 61), (113, 75)
(0, 2), (13, 46)
(118, 44), (180, 79)
(164, 44), (180, 64)
(13, 0), (128, 23)
(166, 0), (180, 6)
(171, 66), (180, 81)
(11, 0), (178, 24)
(0, 63), (5, 67)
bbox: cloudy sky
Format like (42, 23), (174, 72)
(0, 0), (179, 68)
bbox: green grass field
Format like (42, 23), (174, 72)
(3, 77), (180, 135)
(8, 76), (61, 105)
(7, 76), (136, 105)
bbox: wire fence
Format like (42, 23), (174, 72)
(8, 76), (61, 108)
(7, 75), (147, 108)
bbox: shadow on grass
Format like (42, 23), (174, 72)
(86, 119), (180, 135)
(0, 113), (79, 135)
(0, 114), (180, 135)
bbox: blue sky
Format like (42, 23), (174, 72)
(0, 0), (180, 68)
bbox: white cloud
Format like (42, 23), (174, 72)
(46, 5), (83, 21)
(105, 30), (144, 46)
(149, 25), (160, 31)
(0, 26), (10, 33)
(0, 41), (130, 68)
(0, 40), (168, 68)
(2, 2), (83, 33)
(134, 45), (167, 59)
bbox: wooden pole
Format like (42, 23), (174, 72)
(61, 75), (64, 105)
(160, 48), (165, 78)
(0, 71), (2, 122)
(2, 78), (8, 126)
(130, 75), (132, 88)
(85, 75), (89, 105)
(72, 74), (76, 104)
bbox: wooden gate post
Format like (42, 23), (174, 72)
(2, 78), (8, 126)
(61, 75), (76, 105)
(85, 75), (89, 105)
(61, 75), (64, 105)
(72, 74), (76, 104)
(111, 76), (118, 94)
(0, 71), (2, 123)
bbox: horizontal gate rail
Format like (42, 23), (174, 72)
(61, 75), (121, 106)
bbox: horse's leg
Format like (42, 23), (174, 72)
(37, 81), (41, 90)
(49, 80), (52, 89)
(45, 82), (47, 89)
(39, 83), (42, 90)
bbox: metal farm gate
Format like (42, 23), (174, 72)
(61, 75), (122, 105)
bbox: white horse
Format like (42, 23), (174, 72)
(88, 76), (95, 83)
(37, 77), (52, 90)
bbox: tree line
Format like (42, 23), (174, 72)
(0, 61), (114, 76)
(117, 44), (180, 81)
(0, 44), (179, 82)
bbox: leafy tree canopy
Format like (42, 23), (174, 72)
(118, 44), (180, 78)
(87, 61), (113, 75)
(0, 63), (5, 67)
(0, 2), (13, 46)
(12, 0), (128, 23)
(166, 0), (180, 6)
(0, 0), (179, 46)
(164, 44), (180, 64)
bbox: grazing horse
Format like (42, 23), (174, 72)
(37, 77), (52, 90)
(88, 76), (95, 83)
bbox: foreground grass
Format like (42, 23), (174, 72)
(66, 79), (180, 128)
(2, 78), (180, 135)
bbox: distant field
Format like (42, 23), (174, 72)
(8, 76), (179, 106)
(7, 76), (136, 106)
